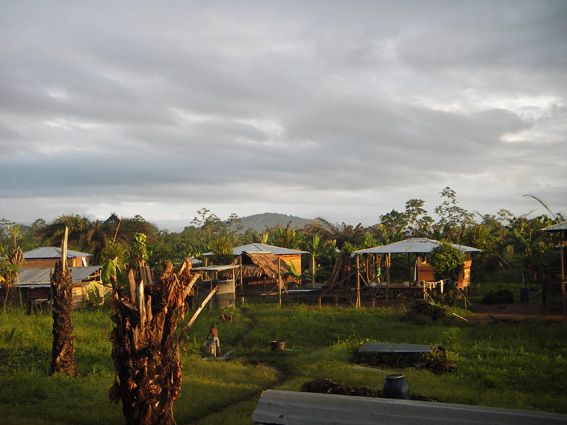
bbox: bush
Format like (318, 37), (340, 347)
(430, 243), (465, 282)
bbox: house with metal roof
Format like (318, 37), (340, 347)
(352, 238), (481, 297)
(23, 247), (92, 269)
(353, 238), (481, 255)
(10, 265), (106, 310)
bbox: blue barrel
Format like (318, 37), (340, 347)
(383, 374), (410, 400)
(520, 287), (530, 303)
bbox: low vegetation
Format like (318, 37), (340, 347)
(1, 295), (566, 425)
(0, 190), (565, 423)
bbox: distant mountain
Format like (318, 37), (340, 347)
(231, 212), (313, 233)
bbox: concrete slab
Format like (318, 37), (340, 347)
(359, 342), (433, 353)
(252, 390), (567, 425)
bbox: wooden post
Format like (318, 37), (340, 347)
(386, 253), (391, 304)
(61, 227), (68, 271)
(561, 232), (566, 321)
(311, 254), (316, 287)
(355, 255), (361, 308)
(209, 275), (214, 311)
(278, 258), (282, 307)
(182, 286), (218, 332)
(239, 255), (243, 294)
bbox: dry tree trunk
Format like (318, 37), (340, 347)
(49, 232), (79, 376)
(108, 259), (200, 425)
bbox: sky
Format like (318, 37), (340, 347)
(1, 0), (566, 232)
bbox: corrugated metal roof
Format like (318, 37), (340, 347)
(543, 221), (567, 232)
(204, 243), (309, 256)
(252, 390), (567, 425)
(353, 238), (481, 255)
(193, 264), (239, 272)
(234, 243), (309, 255)
(24, 247), (92, 259)
(16, 266), (102, 288)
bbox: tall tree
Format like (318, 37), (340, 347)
(433, 187), (474, 243)
(39, 214), (92, 250)
(511, 215), (556, 284)
(404, 199), (434, 237)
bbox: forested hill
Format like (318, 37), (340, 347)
(234, 213), (312, 233)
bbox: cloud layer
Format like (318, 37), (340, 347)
(1, 0), (566, 230)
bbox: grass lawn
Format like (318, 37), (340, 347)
(1, 295), (566, 424)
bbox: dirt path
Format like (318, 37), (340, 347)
(466, 302), (564, 324)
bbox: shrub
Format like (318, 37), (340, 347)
(430, 243), (465, 282)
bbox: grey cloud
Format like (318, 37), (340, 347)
(1, 0), (565, 229)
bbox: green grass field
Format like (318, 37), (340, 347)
(1, 298), (566, 425)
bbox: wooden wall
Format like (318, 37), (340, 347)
(278, 254), (302, 275)
(22, 257), (88, 269)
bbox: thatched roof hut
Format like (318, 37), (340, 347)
(238, 251), (296, 293)
(240, 251), (293, 279)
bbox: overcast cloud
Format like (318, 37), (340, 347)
(1, 0), (566, 231)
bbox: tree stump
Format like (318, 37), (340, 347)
(50, 259), (79, 376)
(108, 259), (200, 425)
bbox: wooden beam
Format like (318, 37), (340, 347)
(181, 286), (218, 334)
(278, 258), (282, 307)
(356, 255), (360, 308)
(61, 226), (68, 271)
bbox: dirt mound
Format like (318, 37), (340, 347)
(301, 379), (437, 402)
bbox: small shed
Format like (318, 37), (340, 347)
(193, 264), (239, 309)
(11, 266), (105, 309)
(23, 247), (92, 269)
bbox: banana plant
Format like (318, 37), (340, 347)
(512, 216), (555, 284)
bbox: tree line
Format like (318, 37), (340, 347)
(1, 188), (565, 287)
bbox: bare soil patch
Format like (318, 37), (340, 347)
(466, 301), (564, 324)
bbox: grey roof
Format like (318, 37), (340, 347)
(359, 342), (433, 354)
(353, 238), (481, 255)
(252, 390), (567, 425)
(193, 264), (240, 272)
(204, 243), (308, 257)
(543, 221), (567, 232)
(16, 266), (102, 288)
(24, 247), (92, 259)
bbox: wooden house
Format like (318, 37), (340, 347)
(2, 266), (106, 309)
(415, 257), (473, 289)
(22, 247), (92, 269)
(352, 238), (480, 304)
